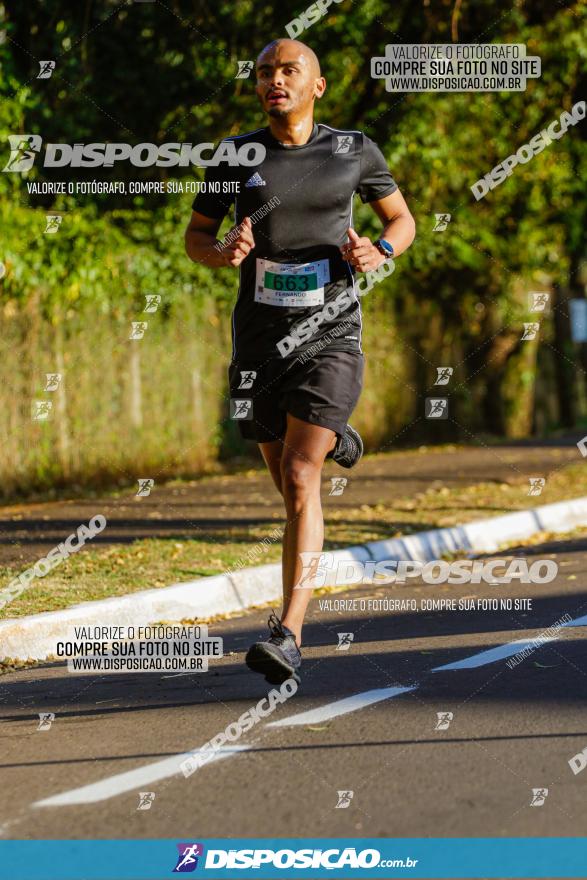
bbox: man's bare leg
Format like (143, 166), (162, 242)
(258, 438), (291, 593)
(259, 439), (284, 496)
(250, 416), (360, 681)
(273, 415), (336, 645)
(259, 419), (336, 645)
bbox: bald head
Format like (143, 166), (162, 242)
(255, 39), (326, 120)
(257, 39), (321, 77)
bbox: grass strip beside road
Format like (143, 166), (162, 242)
(1, 462), (586, 620)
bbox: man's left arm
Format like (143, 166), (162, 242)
(341, 189), (416, 272)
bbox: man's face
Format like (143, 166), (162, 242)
(255, 45), (322, 118)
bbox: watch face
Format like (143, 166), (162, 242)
(377, 239), (393, 256)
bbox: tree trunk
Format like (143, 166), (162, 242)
(552, 281), (577, 427)
(129, 343), (142, 429)
(54, 327), (70, 476)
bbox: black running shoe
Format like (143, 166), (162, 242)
(245, 612), (302, 685)
(329, 424), (363, 469)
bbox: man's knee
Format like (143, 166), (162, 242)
(281, 457), (320, 500)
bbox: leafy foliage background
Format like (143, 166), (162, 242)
(0, 0), (585, 494)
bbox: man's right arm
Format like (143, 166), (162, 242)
(184, 211), (255, 268)
(184, 210), (230, 268)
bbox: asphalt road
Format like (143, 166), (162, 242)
(1, 534), (586, 845)
(0, 439), (581, 567)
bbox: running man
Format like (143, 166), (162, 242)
(185, 38), (415, 686)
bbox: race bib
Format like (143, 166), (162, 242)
(254, 258), (329, 307)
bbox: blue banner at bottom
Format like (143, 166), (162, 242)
(0, 838), (585, 879)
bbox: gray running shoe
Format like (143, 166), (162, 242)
(245, 612), (302, 685)
(330, 424), (363, 469)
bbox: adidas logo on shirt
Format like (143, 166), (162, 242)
(245, 171), (266, 187)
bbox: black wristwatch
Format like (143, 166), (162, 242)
(374, 238), (394, 258)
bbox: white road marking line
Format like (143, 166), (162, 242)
(31, 619), (582, 807)
(431, 637), (558, 672)
(266, 686), (416, 728)
(33, 745), (249, 807)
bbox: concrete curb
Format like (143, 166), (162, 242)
(1, 496), (586, 662)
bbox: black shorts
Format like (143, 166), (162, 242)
(228, 351), (364, 443)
